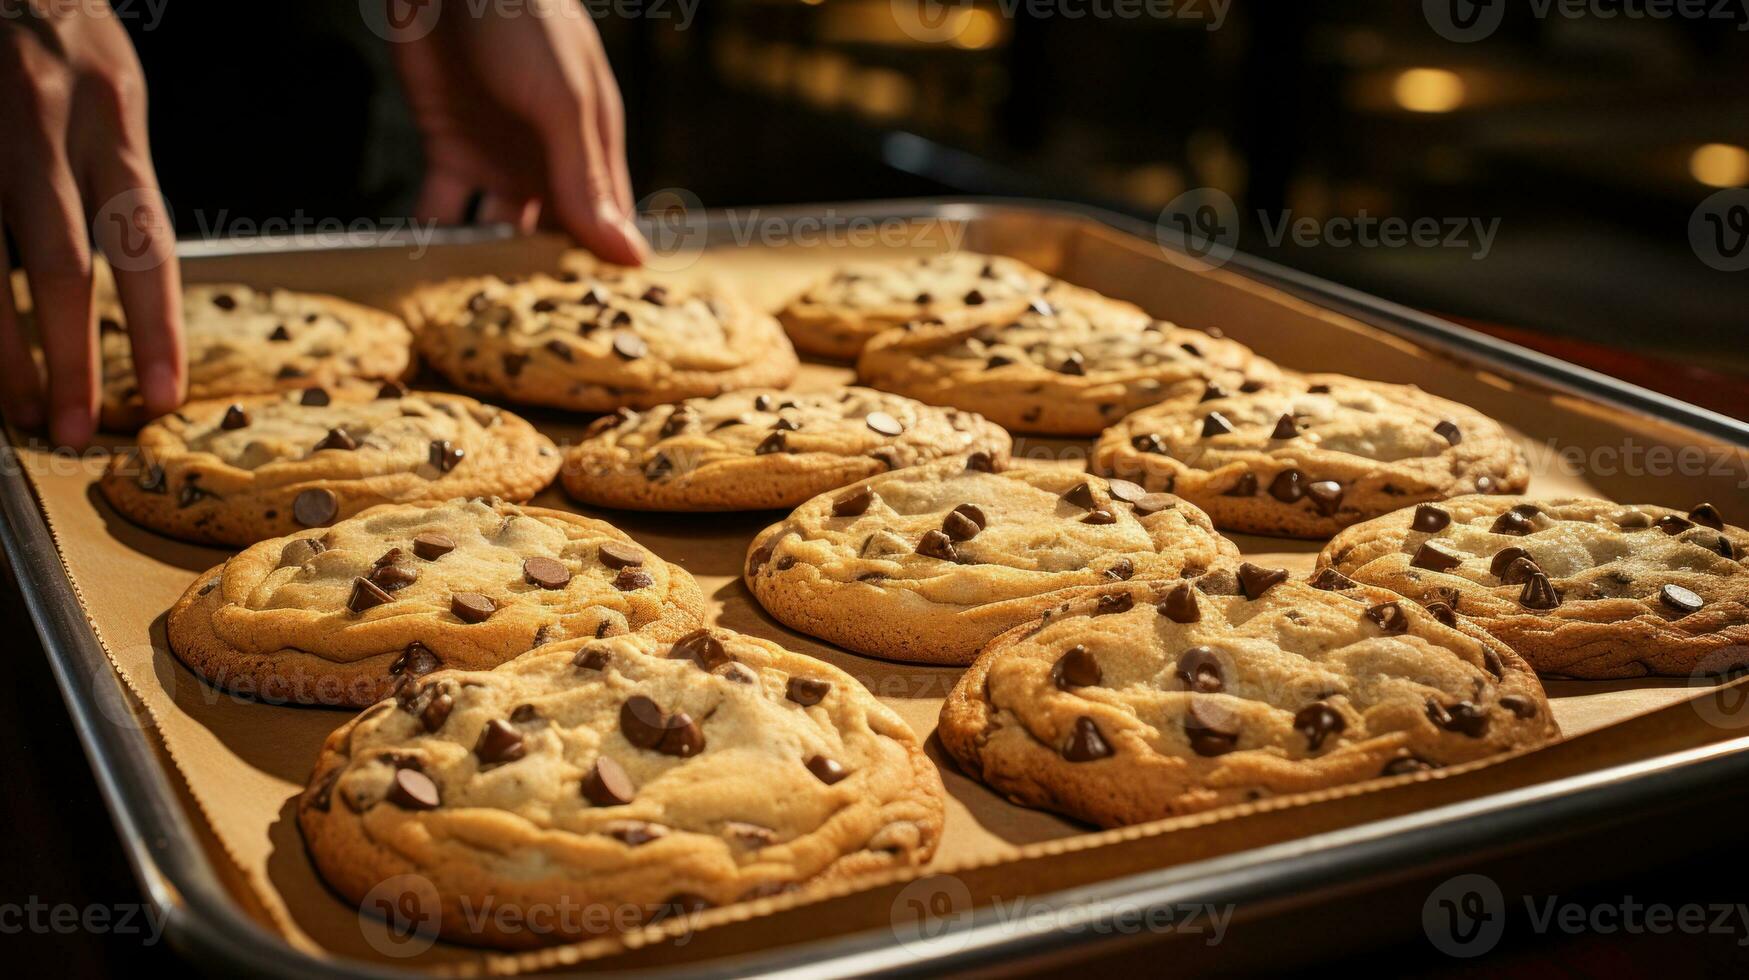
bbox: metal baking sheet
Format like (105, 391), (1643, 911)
(9, 198), (1749, 976)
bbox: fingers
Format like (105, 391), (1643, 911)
(587, 52), (633, 216)
(413, 169), (476, 225)
(538, 77), (646, 266)
(6, 150), (100, 447)
(89, 153), (183, 419)
(478, 193), (541, 234)
(0, 216), (46, 431)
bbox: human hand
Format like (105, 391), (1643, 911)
(0, 1), (183, 447)
(389, 0), (647, 264)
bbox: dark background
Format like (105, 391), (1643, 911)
(8, 0), (1749, 975)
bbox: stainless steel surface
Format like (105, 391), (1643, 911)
(10, 198), (1747, 977)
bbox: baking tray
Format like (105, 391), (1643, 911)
(9, 198), (1749, 976)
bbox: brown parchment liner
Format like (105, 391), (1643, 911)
(14, 217), (1749, 974)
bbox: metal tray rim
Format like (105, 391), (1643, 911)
(12, 195), (1747, 977)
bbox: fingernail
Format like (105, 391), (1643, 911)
(52, 406), (95, 449)
(141, 361), (182, 417)
(594, 201), (648, 264)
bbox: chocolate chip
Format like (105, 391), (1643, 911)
(1660, 583), (1704, 614)
(659, 409), (694, 438)
(501, 352), (528, 377)
(1424, 601), (1459, 626)
(916, 529), (958, 561)
(1411, 504), (1451, 533)
(212, 293), (237, 311)
(1062, 482), (1097, 509)
(1058, 352), (1085, 375)
(391, 642), (440, 677)
(756, 431), (787, 455)
(597, 541), (646, 569)
(786, 677), (832, 706)
(1657, 515), (1694, 535)
(1294, 703), (1345, 751)
(1366, 601), (1409, 633)
(614, 567), (653, 590)
(268, 324), (291, 341)
(1689, 503), (1725, 530)
(832, 486), (874, 517)
(582, 757), (634, 806)
(1159, 582), (1200, 623)
(348, 577), (393, 613)
(641, 285), (669, 306)
(428, 440), (464, 473)
(1434, 420), (1462, 445)
(806, 755), (848, 784)
(1499, 695), (1538, 719)
(1502, 556), (1542, 586)
(1309, 567), (1355, 591)
(475, 719), (526, 765)
(1268, 470), (1305, 504)
(1106, 479), (1146, 504)
(220, 405), (250, 430)
(1132, 433), (1167, 454)
(1224, 473), (1258, 497)
(607, 821), (667, 846)
(450, 593), (495, 623)
(421, 692), (454, 733)
(865, 411), (904, 436)
(1236, 562), (1289, 600)
(1270, 414), (1298, 439)
(1491, 509), (1533, 536)
(1104, 557), (1134, 580)
(1411, 542), (1463, 573)
(1427, 699), (1489, 737)
(574, 646), (610, 670)
(411, 533), (455, 561)
(387, 768), (440, 810)
(644, 453), (673, 480)
(943, 504), (985, 540)
(1519, 572), (1560, 609)
(1487, 547), (1531, 580)
(1062, 717), (1112, 762)
(1175, 646), (1223, 693)
(1185, 700), (1239, 756)
(1052, 645), (1101, 689)
(987, 354), (1014, 368)
(276, 365), (305, 380)
(315, 427), (357, 452)
(138, 464), (166, 493)
(522, 557), (571, 590)
(291, 488), (338, 527)
(620, 695), (668, 749)
(369, 561), (419, 592)
(1081, 507), (1118, 525)
(612, 331), (647, 359)
(300, 387), (331, 407)
(1383, 756), (1435, 776)
(1094, 592), (1134, 615)
(1306, 481), (1343, 516)
(965, 451), (997, 473)
(1133, 493), (1177, 516)
(671, 629), (730, 671)
(1201, 412), (1234, 438)
(1199, 383), (1228, 402)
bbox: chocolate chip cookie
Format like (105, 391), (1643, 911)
(299, 629), (944, 948)
(744, 460), (1240, 664)
(404, 268), (798, 412)
(857, 283), (1282, 435)
(13, 263), (414, 431)
(100, 383), (561, 546)
(562, 387), (1012, 512)
(1093, 374), (1528, 538)
(1319, 496), (1749, 678)
(167, 498), (707, 707)
(939, 571), (1557, 827)
(777, 251), (1055, 360)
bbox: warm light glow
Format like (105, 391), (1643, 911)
(801, 0), (824, 5)
(1392, 68), (1466, 113)
(949, 9), (1003, 50)
(1689, 143), (1749, 188)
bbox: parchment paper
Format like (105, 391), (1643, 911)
(16, 218), (1746, 973)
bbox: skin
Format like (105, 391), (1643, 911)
(0, 0), (645, 448)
